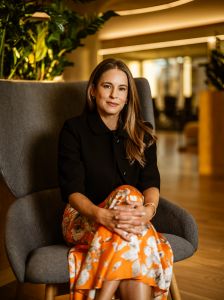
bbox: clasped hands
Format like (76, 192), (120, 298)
(98, 199), (154, 241)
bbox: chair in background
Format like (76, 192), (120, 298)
(0, 78), (198, 300)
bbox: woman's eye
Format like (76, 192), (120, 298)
(119, 87), (127, 92)
(103, 84), (111, 89)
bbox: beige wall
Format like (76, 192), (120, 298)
(63, 34), (102, 82)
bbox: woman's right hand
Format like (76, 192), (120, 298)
(95, 206), (145, 241)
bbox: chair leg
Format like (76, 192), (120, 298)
(45, 284), (58, 300)
(169, 272), (181, 300)
(168, 292), (172, 300)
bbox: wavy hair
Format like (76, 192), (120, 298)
(86, 58), (156, 167)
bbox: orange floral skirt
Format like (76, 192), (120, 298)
(62, 185), (173, 300)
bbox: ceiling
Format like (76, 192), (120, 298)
(72, 0), (224, 60)
(98, 0), (224, 39)
(99, 0), (224, 60)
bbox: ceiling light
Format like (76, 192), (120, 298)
(98, 35), (224, 56)
(116, 0), (195, 16)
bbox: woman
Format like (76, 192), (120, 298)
(58, 58), (173, 300)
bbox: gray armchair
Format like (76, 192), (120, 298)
(0, 78), (198, 300)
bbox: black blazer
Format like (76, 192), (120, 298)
(58, 110), (160, 205)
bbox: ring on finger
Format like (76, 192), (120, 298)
(114, 214), (119, 220)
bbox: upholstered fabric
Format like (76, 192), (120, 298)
(25, 244), (69, 283)
(5, 188), (65, 282)
(134, 77), (155, 128)
(0, 80), (87, 198)
(153, 197), (198, 254)
(2, 78), (198, 285)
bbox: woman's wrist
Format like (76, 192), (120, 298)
(91, 205), (102, 223)
(144, 202), (157, 219)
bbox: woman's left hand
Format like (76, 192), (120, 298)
(112, 201), (154, 236)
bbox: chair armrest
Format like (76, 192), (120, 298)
(5, 188), (65, 282)
(152, 197), (198, 252)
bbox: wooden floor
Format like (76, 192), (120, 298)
(158, 131), (224, 300)
(1, 131), (224, 300)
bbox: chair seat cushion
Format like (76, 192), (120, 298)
(163, 233), (195, 262)
(25, 244), (70, 283)
(25, 233), (195, 284)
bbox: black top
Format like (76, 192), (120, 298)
(58, 110), (160, 205)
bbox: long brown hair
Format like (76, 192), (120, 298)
(86, 58), (156, 167)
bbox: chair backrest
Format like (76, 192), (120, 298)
(0, 78), (154, 199)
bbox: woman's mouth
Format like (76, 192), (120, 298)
(107, 101), (119, 107)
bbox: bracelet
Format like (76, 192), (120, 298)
(144, 202), (157, 218)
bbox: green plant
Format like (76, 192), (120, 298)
(0, 0), (117, 80)
(203, 38), (224, 91)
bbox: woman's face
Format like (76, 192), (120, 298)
(91, 68), (128, 120)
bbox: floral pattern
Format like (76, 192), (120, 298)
(62, 185), (173, 300)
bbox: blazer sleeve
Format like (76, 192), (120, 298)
(58, 119), (86, 202)
(137, 142), (160, 192)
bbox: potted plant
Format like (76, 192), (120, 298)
(0, 0), (117, 80)
(199, 38), (224, 176)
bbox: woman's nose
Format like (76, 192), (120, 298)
(110, 88), (118, 99)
